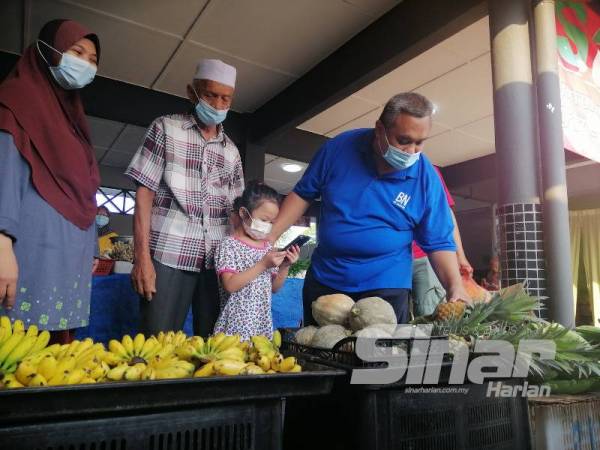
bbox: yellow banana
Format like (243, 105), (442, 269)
(139, 337), (160, 359)
(270, 353), (284, 372)
(45, 343), (62, 356)
(266, 369), (276, 374)
(242, 364), (265, 375)
(102, 351), (124, 367)
(279, 356), (297, 373)
(108, 339), (129, 360)
(216, 347), (246, 362)
(106, 363), (128, 381)
(174, 343), (195, 361)
(89, 361), (108, 380)
(189, 336), (205, 352)
(141, 366), (157, 380)
(25, 324), (39, 338)
(272, 330), (282, 348)
(72, 339), (94, 358)
(257, 355), (271, 372)
(2, 373), (24, 388)
(29, 330), (51, 355)
(15, 360), (38, 385)
(193, 362), (215, 377)
(3, 335), (37, 370)
(55, 356), (77, 374)
(28, 373), (48, 387)
(289, 364), (302, 373)
(80, 376), (97, 384)
(214, 359), (247, 376)
(0, 333), (26, 367)
(121, 335), (134, 357)
(38, 355), (58, 380)
(208, 333), (226, 352)
(12, 320), (25, 334)
(124, 363), (146, 381)
(214, 334), (240, 352)
(57, 340), (78, 360)
(64, 368), (86, 385)
(0, 316), (12, 344)
(133, 333), (145, 356)
(155, 366), (190, 379)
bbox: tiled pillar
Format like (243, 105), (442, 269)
(497, 204), (547, 308)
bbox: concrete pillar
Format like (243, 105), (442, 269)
(489, 0), (547, 310)
(533, 0), (575, 327)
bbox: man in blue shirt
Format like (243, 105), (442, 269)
(270, 93), (470, 324)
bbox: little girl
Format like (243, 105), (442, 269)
(214, 181), (300, 340)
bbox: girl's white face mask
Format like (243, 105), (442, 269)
(240, 207), (272, 240)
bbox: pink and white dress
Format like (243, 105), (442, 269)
(213, 236), (277, 340)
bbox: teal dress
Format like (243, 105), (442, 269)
(0, 131), (96, 330)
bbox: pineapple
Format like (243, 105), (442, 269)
(434, 301), (466, 321)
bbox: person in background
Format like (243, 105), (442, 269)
(411, 168), (473, 317)
(480, 254), (500, 291)
(0, 20), (101, 344)
(126, 59), (244, 336)
(214, 182), (300, 341)
(96, 205), (118, 256)
(269, 92), (471, 325)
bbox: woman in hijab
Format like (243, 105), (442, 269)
(0, 19), (101, 343)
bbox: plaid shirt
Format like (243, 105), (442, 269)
(125, 113), (244, 272)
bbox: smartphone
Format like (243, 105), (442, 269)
(282, 235), (311, 251)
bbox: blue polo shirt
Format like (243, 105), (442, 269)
(294, 128), (456, 292)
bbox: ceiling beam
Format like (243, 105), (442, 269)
(250, 0), (487, 143)
(440, 149), (591, 191)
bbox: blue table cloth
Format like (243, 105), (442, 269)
(75, 274), (304, 342)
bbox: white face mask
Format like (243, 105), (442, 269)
(240, 207), (272, 240)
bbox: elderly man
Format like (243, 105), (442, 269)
(270, 92), (470, 324)
(126, 59), (244, 336)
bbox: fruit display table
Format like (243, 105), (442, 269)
(78, 274), (304, 342)
(0, 360), (343, 450)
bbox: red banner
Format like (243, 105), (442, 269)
(556, 1), (600, 162)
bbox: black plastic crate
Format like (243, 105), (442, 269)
(0, 359), (344, 450)
(0, 359), (342, 424)
(284, 379), (531, 450)
(0, 399), (281, 450)
(282, 331), (454, 384)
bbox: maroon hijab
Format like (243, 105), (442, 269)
(0, 19), (101, 230)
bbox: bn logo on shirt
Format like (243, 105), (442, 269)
(393, 191), (411, 209)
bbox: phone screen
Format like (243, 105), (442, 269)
(283, 235), (311, 251)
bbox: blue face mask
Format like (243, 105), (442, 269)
(96, 215), (109, 228)
(191, 86), (229, 126)
(37, 40), (97, 90)
(381, 132), (421, 170)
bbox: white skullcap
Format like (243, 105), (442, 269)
(193, 59), (236, 88)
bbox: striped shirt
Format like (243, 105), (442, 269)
(125, 113), (244, 272)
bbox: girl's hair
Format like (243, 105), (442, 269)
(233, 180), (280, 213)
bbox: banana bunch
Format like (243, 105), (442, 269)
(249, 332), (301, 374)
(193, 331), (301, 377)
(0, 317), (51, 376)
(155, 330), (188, 348)
(105, 340), (193, 382)
(105, 333), (165, 366)
(177, 332), (247, 365)
(12, 338), (108, 387)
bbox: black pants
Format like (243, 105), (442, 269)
(302, 269), (410, 325)
(139, 260), (220, 336)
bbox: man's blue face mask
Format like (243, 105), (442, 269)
(381, 131), (421, 170)
(191, 85), (229, 126)
(37, 40), (96, 90)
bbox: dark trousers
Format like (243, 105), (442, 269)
(139, 260), (220, 336)
(302, 269), (410, 325)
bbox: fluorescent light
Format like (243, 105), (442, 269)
(281, 163), (303, 173)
